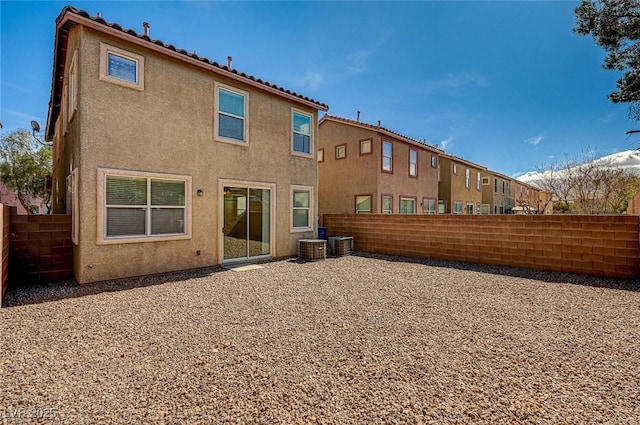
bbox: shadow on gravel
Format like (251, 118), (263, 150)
(2, 266), (227, 308)
(353, 252), (640, 292)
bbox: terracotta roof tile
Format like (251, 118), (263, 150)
(58, 6), (328, 110)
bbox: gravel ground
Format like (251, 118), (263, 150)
(1, 253), (639, 424)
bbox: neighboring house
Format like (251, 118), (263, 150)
(318, 115), (441, 216)
(511, 180), (553, 214)
(627, 190), (640, 215)
(438, 154), (485, 214)
(0, 181), (44, 214)
(45, 7), (328, 283)
(480, 170), (514, 214)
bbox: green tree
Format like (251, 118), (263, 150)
(0, 129), (52, 214)
(574, 0), (640, 120)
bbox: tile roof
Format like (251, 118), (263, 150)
(320, 114), (443, 153)
(439, 152), (487, 170)
(47, 6), (327, 138)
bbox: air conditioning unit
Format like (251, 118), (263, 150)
(328, 236), (354, 256)
(298, 239), (326, 261)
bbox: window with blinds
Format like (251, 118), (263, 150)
(104, 174), (186, 239)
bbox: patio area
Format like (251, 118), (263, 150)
(1, 254), (639, 424)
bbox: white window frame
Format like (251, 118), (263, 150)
(382, 195), (393, 214)
(476, 172), (481, 190)
(68, 50), (78, 121)
(480, 204), (490, 214)
(291, 108), (313, 157)
(382, 141), (393, 172)
(431, 155), (438, 168)
(214, 82), (249, 146)
(409, 149), (418, 177)
(453, 163), (458, 175)
(97, 168), (192, 245)
(453, 201), (463, 214)
(317, 148), (324, 162)
(482, 176), (490, 185)
(360, 139), (372, 155)
(335, 144), (346, 159)
(465, 168), (471, 188)
(422, 198), (437, 214)
(466, 202), (474, 214)
(438, 200), (446, 214)
(99, 43), (144, 91)
(290, 185), (314, 233)
(355, 195), (372, 214)
(399, 197), (416, 214)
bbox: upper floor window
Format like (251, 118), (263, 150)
(482, 176), (490, 185)
(317, 148), (324, 162)
(409, 149), (418, 177)
(293, 111), (312, 155)
(382, 141), (393, 172)
(336, 144), (346, 159)
(453, 163), (458, 175)
(217, 86), (247, 143)
(494, 178), (498, 193)
(465, 169), (471, 188)
(502, 181), (506, 194)
(431, 156), (438, 167)
(99, 43), (145, 91)
(476, 172), (481, 190)
(68, 50), (78, 121)
(360, 139), (372, 155)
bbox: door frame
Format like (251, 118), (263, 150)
(218, 178), (277, 264)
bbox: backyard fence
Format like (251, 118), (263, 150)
(322, 214), (640, 278)
(1, 206), (72, 307)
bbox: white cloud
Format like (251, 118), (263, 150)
(345, 49), (372, 74)
(599, 112), (617, 123)
(422, 72), (488, 92)
(1, 80), (38, 95)
(438, 137), (453, 151)
(525, 136), (543, 146)
(291, 71), (325, 91)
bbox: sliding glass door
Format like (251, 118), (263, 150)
(223, 186), (271, 262)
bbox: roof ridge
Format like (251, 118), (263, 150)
(59, 6), (328, 109)
(322, 114), (443, 152)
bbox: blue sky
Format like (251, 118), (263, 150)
(0, 1), (635, 177)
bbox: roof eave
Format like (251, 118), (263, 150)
(46, 8), (328, 140)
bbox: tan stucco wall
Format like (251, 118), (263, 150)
(318, 120), (439, 215)
(318, 122), (378, 215)
(438, 157), (483, 213)
(56, 27), (319, 283)
(481, 172), (512, 213)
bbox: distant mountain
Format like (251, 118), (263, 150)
(517, 150), (640, 185)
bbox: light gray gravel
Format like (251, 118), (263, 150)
(1, 253), (639, 424)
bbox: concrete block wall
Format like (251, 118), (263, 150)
(1, 205), (11, 304)
(10, 212), (73, 283)
(322, 214), (640, 278)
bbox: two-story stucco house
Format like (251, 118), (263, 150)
(480, 170), (514, 214)
(318, 115), (441, 216)
(45, 7), (328, 283)
(438, 154), (485, 214)
(511, 179), (553, 214)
